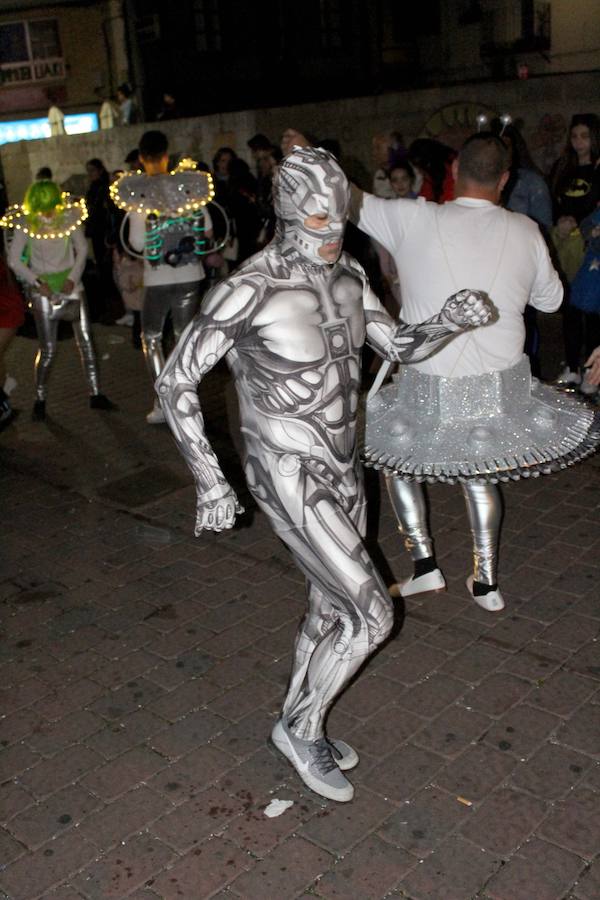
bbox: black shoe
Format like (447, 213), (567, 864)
(90, 393), (117, 411)
(32, 400), (46, 422)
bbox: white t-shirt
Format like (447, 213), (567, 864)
(128, 207), (213, 288)
(358, 194), (563, 376)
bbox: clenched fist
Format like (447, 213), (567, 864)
(441, 289), (495, 330)
(195, 491), (245, 535)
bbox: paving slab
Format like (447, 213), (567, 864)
(1, 324), (599, 898)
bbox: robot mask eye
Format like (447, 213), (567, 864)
(301, 192), (329, 219)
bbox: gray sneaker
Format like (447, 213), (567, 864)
(270, 718), (354, 802)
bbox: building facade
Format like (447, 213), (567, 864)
(0, 0), (129, 122)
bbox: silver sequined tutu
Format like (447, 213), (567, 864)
(363, 355), (600, 483)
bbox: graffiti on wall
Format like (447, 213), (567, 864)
(420, 103), (497, 150)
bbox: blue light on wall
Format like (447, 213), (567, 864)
(0, 113), (99, 145)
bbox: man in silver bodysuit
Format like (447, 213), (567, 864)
(156, 147), (492, 802)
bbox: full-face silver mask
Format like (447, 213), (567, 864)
(273, 146), (350, 266)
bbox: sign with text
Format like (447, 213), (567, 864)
(1, 58), (65, 86)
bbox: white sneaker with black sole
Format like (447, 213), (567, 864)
(466, 575), (505, 612)
(391, 567), (446, 598)
(269, 718), (354, 802)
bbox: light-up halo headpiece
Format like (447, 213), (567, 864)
(0, 190), (87, 240)
(110, 162), (214, 217)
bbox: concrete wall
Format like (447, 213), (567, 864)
(2, 70), (599, 204)
(254, 71), (600, 181)
(550, 0), (600, 73)
(1, 109), (257, 204)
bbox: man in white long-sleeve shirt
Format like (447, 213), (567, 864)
(352, 132), (563, 611)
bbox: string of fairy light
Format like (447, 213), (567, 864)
(0, 193), (88, 240)
(109, 161), (215, 216)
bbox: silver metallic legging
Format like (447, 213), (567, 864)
(386, 478), (503, 585)
(31, 292), (99, 401)
(141, 283), (201, 381)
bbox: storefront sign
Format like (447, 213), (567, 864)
(1, 58), (65, 86)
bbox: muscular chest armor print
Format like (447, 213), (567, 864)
(232, 264), (366, 468)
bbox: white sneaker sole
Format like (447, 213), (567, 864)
(329, 739), (359, 771)
(269, 722), (354, 802)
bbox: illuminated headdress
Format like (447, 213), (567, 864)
(477, 113), (512, 135)
(110, 162), (214, 217)
(0, 182), (87, 239)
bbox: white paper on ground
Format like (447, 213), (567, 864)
(264, 798), (294, 818)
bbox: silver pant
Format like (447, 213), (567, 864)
(141, 283), (200, 381)
(386, 478), (503, 585)
(30, 292), (99, 401)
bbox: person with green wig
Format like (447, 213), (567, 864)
(3, 179), (115, 420)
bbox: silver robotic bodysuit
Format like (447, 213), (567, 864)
(156, 147), (490, 741)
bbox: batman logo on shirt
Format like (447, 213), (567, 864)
(565, 178), (591, 198)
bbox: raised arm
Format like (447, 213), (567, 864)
(349, 183), (366, 227)
(364, 285), (493, 363)
(155, 278), (258, 533)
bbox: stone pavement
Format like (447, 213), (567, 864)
(1, 321), (599, 900)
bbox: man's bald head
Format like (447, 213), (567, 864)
(457, 133), (510, 186)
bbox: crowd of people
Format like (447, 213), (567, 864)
(1, 114), (599, 429)
(0, 128), (285, 427)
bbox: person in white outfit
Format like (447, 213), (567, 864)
(354, 133), (566, 612)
